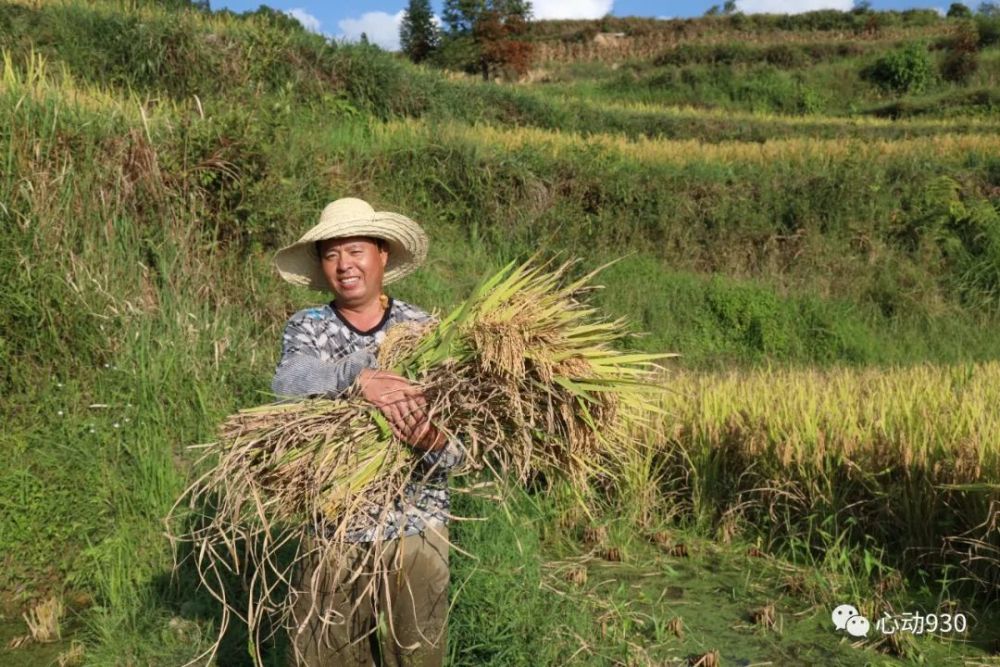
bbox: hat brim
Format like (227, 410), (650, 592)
(274, 212), (428, 292)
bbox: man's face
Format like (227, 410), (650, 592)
(317, 236), (388, 307)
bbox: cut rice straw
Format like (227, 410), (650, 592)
(167, 256), (673, 666)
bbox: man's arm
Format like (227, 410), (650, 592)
(272, 309), (458, 461)
(271, 314), (376, 400)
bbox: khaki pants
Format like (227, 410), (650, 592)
(288, 526), (450, 667)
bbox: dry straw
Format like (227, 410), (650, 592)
(23, 596), (63, 643)
(168, 257), (670, 666)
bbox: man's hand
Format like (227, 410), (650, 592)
(356, 368), (446, 451)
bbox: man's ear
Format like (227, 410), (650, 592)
(379, 244), (389, 269)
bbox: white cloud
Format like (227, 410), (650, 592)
(337, 10), (406, 51)
(735, 0), (853, 13)
(285, 8), (322, 33)
(530, 0), (614, 20)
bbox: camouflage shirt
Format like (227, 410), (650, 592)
(271, 297), (462, 542)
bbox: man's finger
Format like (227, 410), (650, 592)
(381, 385), (411, 403)
(388, 419), (406, 441)
(406, 397), (427, 423)
(412, 419), (431, 446)
(399, 383), (427, 401)
(393, 396), (425, 425)
(385, 402), (409, 436)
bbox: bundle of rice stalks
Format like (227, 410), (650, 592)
(168, 257), (670, 665)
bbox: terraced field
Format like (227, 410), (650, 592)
(1, 2), (999, 665)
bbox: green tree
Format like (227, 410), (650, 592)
(474, 3), (533, 80)
(400, 0), (439, 63)
(438, 0), (533, 79)
(978, 2), (1000, 16)
(947, 2), (973, 17)
(723, 0), (738, 14)
(442, 0), (487, 33)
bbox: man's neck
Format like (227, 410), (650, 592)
(333, 297), (385, 331)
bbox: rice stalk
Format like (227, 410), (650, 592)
(167, 256), (671, 666)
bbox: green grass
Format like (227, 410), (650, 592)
(1, 1), (1000, 665)
(534, 47), (1000, 118)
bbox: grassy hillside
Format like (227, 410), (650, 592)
(2, 1), (999, 665)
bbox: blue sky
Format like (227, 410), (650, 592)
(211, 1), (954, 50)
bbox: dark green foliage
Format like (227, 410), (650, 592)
(525, 9), (946, 42)
(948, 2), (974, 18)
(940, 21), (981, 82)
(400, 0), (440, 63)
(437, 0), (534, 78)
(978, 2), (1000, 17)
(429, 33), (481, 72)
(976, 12), (1000, 44)
(902, 177), (1000, 311)
(442, 0), (487, 33)
(655, 41), (866, 68)
(862, 41), (934, 94)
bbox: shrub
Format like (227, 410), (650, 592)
(903, 177), (1000, 311)
(763, 44), (806, 68)
(862, 41), (934, 94)
(940, 21), (980, 82)
(975, 14), (1000, 45)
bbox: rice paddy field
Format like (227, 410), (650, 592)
(2, 1), (1000, 665)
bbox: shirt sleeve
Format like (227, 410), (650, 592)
(270, 314), (377, 400)
(417, 432), (465, 471)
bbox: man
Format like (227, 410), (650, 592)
(271, 197), (462, 667)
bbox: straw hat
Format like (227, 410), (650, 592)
(273, 198), (428, 291)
